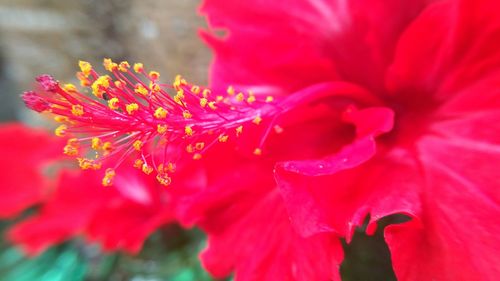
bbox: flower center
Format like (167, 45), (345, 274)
(379, 91), (440, 148)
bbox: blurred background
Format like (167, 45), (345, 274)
(0, 0), (210, 123)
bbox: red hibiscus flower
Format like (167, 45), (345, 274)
(0, 123), (64, 218)
(8, 163), (176, 255)
(187, 0), (500, 280)
(21, 0), (500, 279)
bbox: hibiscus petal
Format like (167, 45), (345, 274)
(174, 153), (344, 281)
(201, 190), (343, 281)
(201, 0), (427, 94)
(382, 1), (500, 277)
(86, 170), (174, 253)
(86, 203), (173, 254)
(275, 107), (397, 239)
(0, 123), (64, 218)
(387, 0), (500, 102)
(8, 171), (109, 255)
(385, 109), (500, 280)
(9, 167), (173, 255)
(276, 146), (422, 240)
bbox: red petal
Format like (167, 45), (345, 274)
(0, 123), (64, 218)
(9, 167), (174, 255)
(387, 129), (500, 280)
(201, 191), (343, 281)
(387, 0), (500, 102)
(275, 107), (395, 238)
(8, 171), (106, 255)
(175, 153), (343, 281)
(387, 107), (500, 280)
(200, 0), (427, 94)
(276, 145), (422, 241)
(383, 1), (500, 277)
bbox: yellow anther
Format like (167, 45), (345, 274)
(174, 90), (185, 105)
(67, 138), (79, 147)
(102, 168), (116, 186)
(157, 124), (168, 134)
(133, 140), (143, 151)
(114, 80), (124, 89)
(253, 148), (262, 156)
(227, 86), (235, 96)
(247, 95), (256, 103)
(253, 116), (262, 125)
(91, 137), (102, 150)
(133, 63), (144, 73)
(202, 89), (211, 98)
(200, 98), (208, 107)
(142, 163), (153, 175)
(103, 58), (118, 72)
(208, 101), (217, 110)
(134, 84), (148, 96)
(71, 105), (84, 116)
(126, 103), (139, 115)
(102, 141), (114, 154)
(274, 125), (284, 134)
(236, 92), (245, 102)
(118, 61), (130, 72)
(265, 96), (274, 103)
(218, 134), (229, 143)
(195, 142), (205, 150)
(55, 124), (67, 137)
(64, 145), (78, 156)
(108, 97), (119, 110)
(174, 96), (182, 105)
(78, 60), (92, 77)
(236, 125), (243, 137)
(63, 83), (77, 92)
(91, 75), (111, 98)
(54, 116), (68, 123)
(149, 71), (160, 80)
(78, 158), (91, 169)
(133, 159), (144, 169)
(183, 111), (193, 119)
(149, 82), (161, 93)
(78, 158), (102, 170)
(216, 96), (224, 102)
(166, 162), (175, 172)
(154, 107), (168, 119)
(186, 144), (194, 153)
(77, 72), (91, 87)
(191, 85), (201, 94)
(193, 153), (202, 160)
(156, 172), (172, 186)
(173, 75), (182, 86)
(173, 75), (187, 89)
(102, 176), (113, 186)
(92, 162), (102, 170)
(158, 163), (167, 173)
(185, 126), (194, 136)
(157, 163), (172, 173)
(177, 89), (185, 98)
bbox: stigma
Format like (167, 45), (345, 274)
(23, 59), (281, 187)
